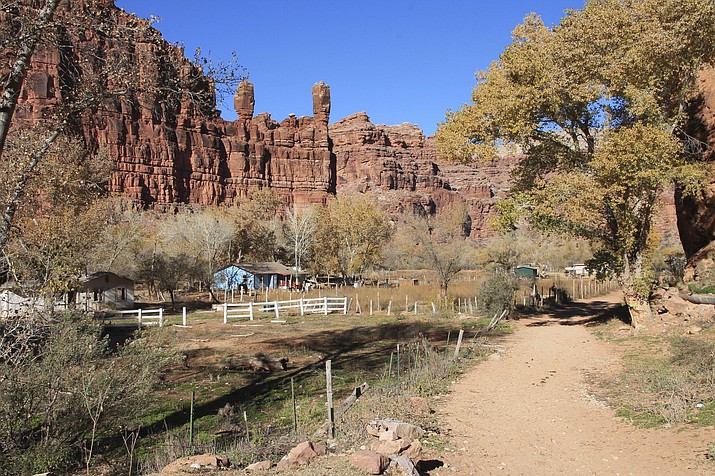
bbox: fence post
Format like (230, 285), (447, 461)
(223, 303), (228, 324)
(326, 360), (335, 439)
(370, 300), (373, 316)
(159, 308), (164, 327)
(343, 297), (347, 315)
(454, 329), (465, 360)
(274, 301), (280, 319)
(182, 306), (187, 326)
(300, 298), (305, 316)
(324, 296), (328, 315)
(249, 302), (254, 321)
(137, 308), (142, 327)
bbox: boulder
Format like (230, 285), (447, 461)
(349, 450), (390, 475)
(368, 418), (425, 440)
(245, 460), (271, 471)
(402, 439), (424, 462)
(663, 295), (691, 316)
(369, 437), (412, 456)
(408, 396), (432, 415)
(276, 441), (326, 469)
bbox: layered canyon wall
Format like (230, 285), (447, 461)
(13, 0), (513, 238)
(12, 0), (690, 245)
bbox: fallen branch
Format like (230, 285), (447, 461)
(313, 382), (370, 437)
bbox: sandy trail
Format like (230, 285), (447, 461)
(436, 292), (713, 475)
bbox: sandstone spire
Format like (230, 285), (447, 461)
(312, 81), (331, 125)
(234, 79), (255, 120)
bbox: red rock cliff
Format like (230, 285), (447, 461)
(11, 0), (516, 238)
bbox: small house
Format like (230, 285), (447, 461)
(75, 272), (134, 311)
(565, 264), (589, 276)
(0, 286), (47, 317)
(213, 262), (301, 292)
(515, 266), (539, 279)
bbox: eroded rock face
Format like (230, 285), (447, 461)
(679, 65), (715, 264)
(11, 1), (516, 238)
(8, 4), (531, 253)
(330, 112), (517, 238)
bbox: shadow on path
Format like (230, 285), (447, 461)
(518, 293), (630, 328)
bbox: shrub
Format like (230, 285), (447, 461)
(0, 311), (176, 475)
(478, 272), (519, 318)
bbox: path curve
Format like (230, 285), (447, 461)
(436, 292), (712, 475)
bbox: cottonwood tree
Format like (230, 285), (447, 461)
(284, 204), (316, 281)
(86, 197), (148, 275)
(437, 0), (715, 327)
(313, 195), (393, 280)
(399, 203), (472, 303)
(223, 189), (286, 263)
(159, 208), (236, 301)
(2, 133), (108, 295)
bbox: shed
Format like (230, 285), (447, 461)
(213, 262), (301, 291)
(515, 266), (539, 279)
(0, 287), (47, 317)
(75, 271), (134, 311)
(565, 264), (589, 276)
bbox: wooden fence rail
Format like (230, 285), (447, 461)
(96, 308), (164, 328)
(223, 297), (348, 323)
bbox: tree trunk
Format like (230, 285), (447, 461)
(0, 0), (61, 158)
(623, 292), (651, 329)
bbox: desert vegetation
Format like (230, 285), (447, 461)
(1, 0), (714, 474)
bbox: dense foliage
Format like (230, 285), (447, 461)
(437, 0), (715, 325)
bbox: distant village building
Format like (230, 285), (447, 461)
(564, 264), (590, 276)
(213, 262), (302, 291)
(74, 272), (134, 311)
(0, 285), (47, 317)
(515, 266), (539, 279)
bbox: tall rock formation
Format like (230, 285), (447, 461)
(9, 0), (513, 238)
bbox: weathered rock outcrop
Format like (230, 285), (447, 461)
(11, 0), (688, 245)
(331, 112), (516, 238)
(13, 0), (334, 209)
(11, 0), (515, 238)
(679, 65), (715, 266)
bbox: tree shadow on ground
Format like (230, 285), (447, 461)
(140, 320), (486, 438)
(521, 298), (630, 327)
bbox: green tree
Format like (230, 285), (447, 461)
(437, 0), (715, 327)
(313, 195), (393, 280)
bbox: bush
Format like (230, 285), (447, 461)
(478, 272), (519, 318)
(0, 311), (176, 475)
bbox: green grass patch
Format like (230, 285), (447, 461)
(687, 284), (715, 294)
(691, 401), (715, 426)
(616, 406), (668, 428)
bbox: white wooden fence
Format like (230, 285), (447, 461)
(223, 297), (348, 323)
(97, 308), (164, 327)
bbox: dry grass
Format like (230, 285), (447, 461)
(131, 301), (504, 474)
(590, 318), (715, 428)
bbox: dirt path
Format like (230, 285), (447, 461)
(436, 292), (713, 475)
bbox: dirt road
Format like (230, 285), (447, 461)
(436, 292), (713, 475)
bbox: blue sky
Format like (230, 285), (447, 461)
(115, 1), (584, 135)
